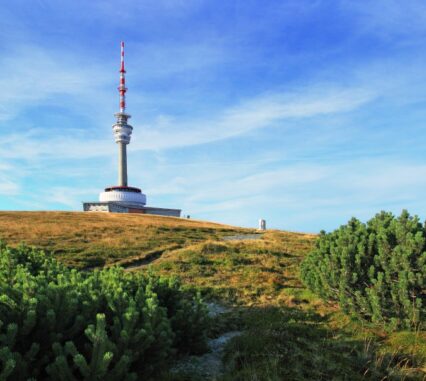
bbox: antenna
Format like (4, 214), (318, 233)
(118, 41), (127, 113)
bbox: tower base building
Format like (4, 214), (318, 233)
(83, 42), (181, 218)
(83, 201), (181, 217)
(83, 186), (181, 216)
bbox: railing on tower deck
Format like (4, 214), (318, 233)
(104, 186), (142, 193)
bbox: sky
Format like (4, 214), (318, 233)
(2, 0), (426, 232)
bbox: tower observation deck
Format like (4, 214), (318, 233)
(83, 42), (180, 217)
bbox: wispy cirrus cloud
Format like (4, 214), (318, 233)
(0, 45), (111, 122)
(0, 163), (21, 196)
(0, 77), (377, 161)
(152, 158), (426, 230)
(133, 85), (376, 150)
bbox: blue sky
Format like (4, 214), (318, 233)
(2, 0), (426, 232)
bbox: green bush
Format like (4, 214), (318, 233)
(301, 210), (425, 330)
(0, 242), (208, 380)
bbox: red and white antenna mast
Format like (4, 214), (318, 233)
(119, 41), (127, 113)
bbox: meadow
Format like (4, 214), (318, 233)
(0, 211), (424, 380)
(0, 212), (245, 268)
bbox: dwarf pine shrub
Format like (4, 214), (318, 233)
(301, 210), (425, 330)
(0, 242), (208, 380)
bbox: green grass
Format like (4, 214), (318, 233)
(0, 212), (424, 380)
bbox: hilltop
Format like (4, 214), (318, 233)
(0, 211), (423, 380)
(0, 211), (316, 304)
(0, 211), (249, 268)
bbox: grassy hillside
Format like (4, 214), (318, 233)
(0, 211), (424, 380)
(148, 232), (425, 380)
(0, 211), (247, 268)
(148, 230), (316, 305)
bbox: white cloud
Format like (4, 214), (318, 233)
(151, 159), (426, 224)
(38, 186), (102, 208)
(0, 57), (376, 160)
(0, 180), (20, 196)
(0, 45), (112, 122)
(133, 85), (376, 150)
(0, 161), (22, 196)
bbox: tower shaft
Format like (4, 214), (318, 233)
(118, 142), (128, 186)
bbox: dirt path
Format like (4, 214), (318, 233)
(170, 302), (242, 380)
(222, 233), (263, 241)
(113, 244), (182, 271)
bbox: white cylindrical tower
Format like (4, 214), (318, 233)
(113, 111), (132, 186)
(113, 41), (132, 186)
(99, 41), (146, 207)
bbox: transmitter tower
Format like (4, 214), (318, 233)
(83, 42), (180, 217)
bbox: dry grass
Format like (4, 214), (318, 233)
(0, 211), (247, 268)
(148, 230), (317, 305)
